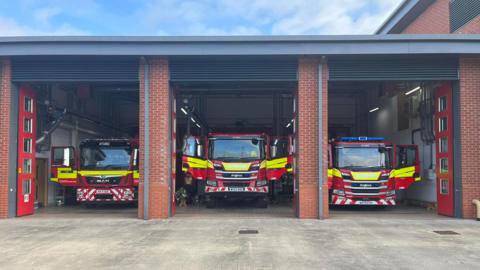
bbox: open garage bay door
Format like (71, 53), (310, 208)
(329, 56), (459, 81)
(170, 57), (298, 82)
(12, 57), (139, 82)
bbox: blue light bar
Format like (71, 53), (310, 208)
(337, 137), (385, 142)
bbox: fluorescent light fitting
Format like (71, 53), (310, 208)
(195, 123), (201, 128)
(405, 86), (421, 96)
(369, 107), (379, 113)
(190, 117), (196, 123)
(286, 122), (292, 128)
(181, 108), (188, 115)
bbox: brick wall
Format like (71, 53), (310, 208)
(402, 0), (450, 34)
(0, 59), (12, 218)
(454, 15), (480, 34)
(459, 56), (480, 219)
(138, 58), (170, 219)
(297, 57), (329, 219)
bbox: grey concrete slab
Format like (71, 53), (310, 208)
(1, 206), (479, 270)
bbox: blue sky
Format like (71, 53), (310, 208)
(0, 0), (403, 36)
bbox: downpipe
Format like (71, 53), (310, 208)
(472, 199), (480, 221)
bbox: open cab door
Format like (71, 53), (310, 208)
(266, 137), (291, 181)
(182, 135), (207, 181)
(51, 146), (77, 186)
(393, 145), (421, 190)
(327, 143), (333, 190)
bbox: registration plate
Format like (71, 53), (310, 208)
(228, 187), (244, 192)
(96, 189), (111, 194)
(355, 200), (377, 205)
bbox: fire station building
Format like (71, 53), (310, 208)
(0, 0), (480, 220)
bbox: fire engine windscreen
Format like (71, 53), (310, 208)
(334, 146), (392, 170)
(209, 139), (265, 161)
(81, 145), (131, 170)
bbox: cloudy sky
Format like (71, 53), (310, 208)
(0, 0), (403, 36)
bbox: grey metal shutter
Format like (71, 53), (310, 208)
(329, 57), (459, 81)
(12, 57), (139, 82)
(450, 0), (480, 32)
(170, 57), (297, 82)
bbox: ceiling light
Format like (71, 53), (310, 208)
(191, 118), (196, 123)
(405, 86), (421, 96)
(195, 123), (201, 128)
(369, 107), (379, 113)
(181, 108), (188, 115)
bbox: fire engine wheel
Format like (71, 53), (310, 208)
(255, 197), (268, 208)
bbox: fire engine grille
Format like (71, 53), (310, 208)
(346, 181), (385, 195)
(86, 176), (121, 185)
(224, 182), (250, 188)
(218, 171), (256, 181)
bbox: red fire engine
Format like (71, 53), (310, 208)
(182, 133), (277, 208)
(328, 137), (420, 206)
(51, 139), (139, 203)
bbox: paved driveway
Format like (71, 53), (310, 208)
(0, 206), (479, 270)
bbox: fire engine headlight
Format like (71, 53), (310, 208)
(213, 164), (223, 170)
(206, 180), (217, 187)
(256, 180), (268, 187)
(341, 173), (351, 180)
(250, 164), (260, 170)
(333, 189), (345, 196)
(386, 190), (395, 196)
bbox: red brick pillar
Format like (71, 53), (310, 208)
(297, 57), (329, 219)
(0, 59), (12, 219)
(138, 58), (170, 219)
(459, 56), (480, 219)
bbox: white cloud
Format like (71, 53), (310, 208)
(140, 0), (402, 35)
(0, 15), (89, 36)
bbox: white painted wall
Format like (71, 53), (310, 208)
(368, 91), (437, 203)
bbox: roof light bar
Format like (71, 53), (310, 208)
(338, 137), (385, 142)
(405, 86), (421, 96)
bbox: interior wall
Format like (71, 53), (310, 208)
(367, 89), (437, 203)
(35, 84), (137, 206)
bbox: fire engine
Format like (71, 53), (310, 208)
(182, 133), (275, 208)
(328, 137), (420, 206)
(50, 139), (139, 203)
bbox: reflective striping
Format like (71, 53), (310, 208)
(345, 191), (386, 196)
(78, 170), (131, 176)
(222, 162), (252, 171)
(332, 169), (342, 178)
(57, 167), (77, 179)
(391, 166), (415, 178)
(186, 157), (208, 169)
(343, 180), (388, 183)
(331, 195), (396, 205)
(350, 171), (381, 180)
(266, 157), (288, 169)
(344, 185), (387, 189)
(76, 187), (135, 202)
(205, 186), (268, 193)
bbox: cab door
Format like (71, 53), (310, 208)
(181, 135), (207, 181)
(393, 145), (421, 190)
(17, 85), (36, 216)
(50, 147), (77, 186)
(266, 137), (290, 181)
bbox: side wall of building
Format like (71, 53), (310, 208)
(0, 59), (12, 218)
(459, 56), (480, 219)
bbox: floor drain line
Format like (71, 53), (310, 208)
(239, 229), (259, 234)
(433, 230), (460, 235)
